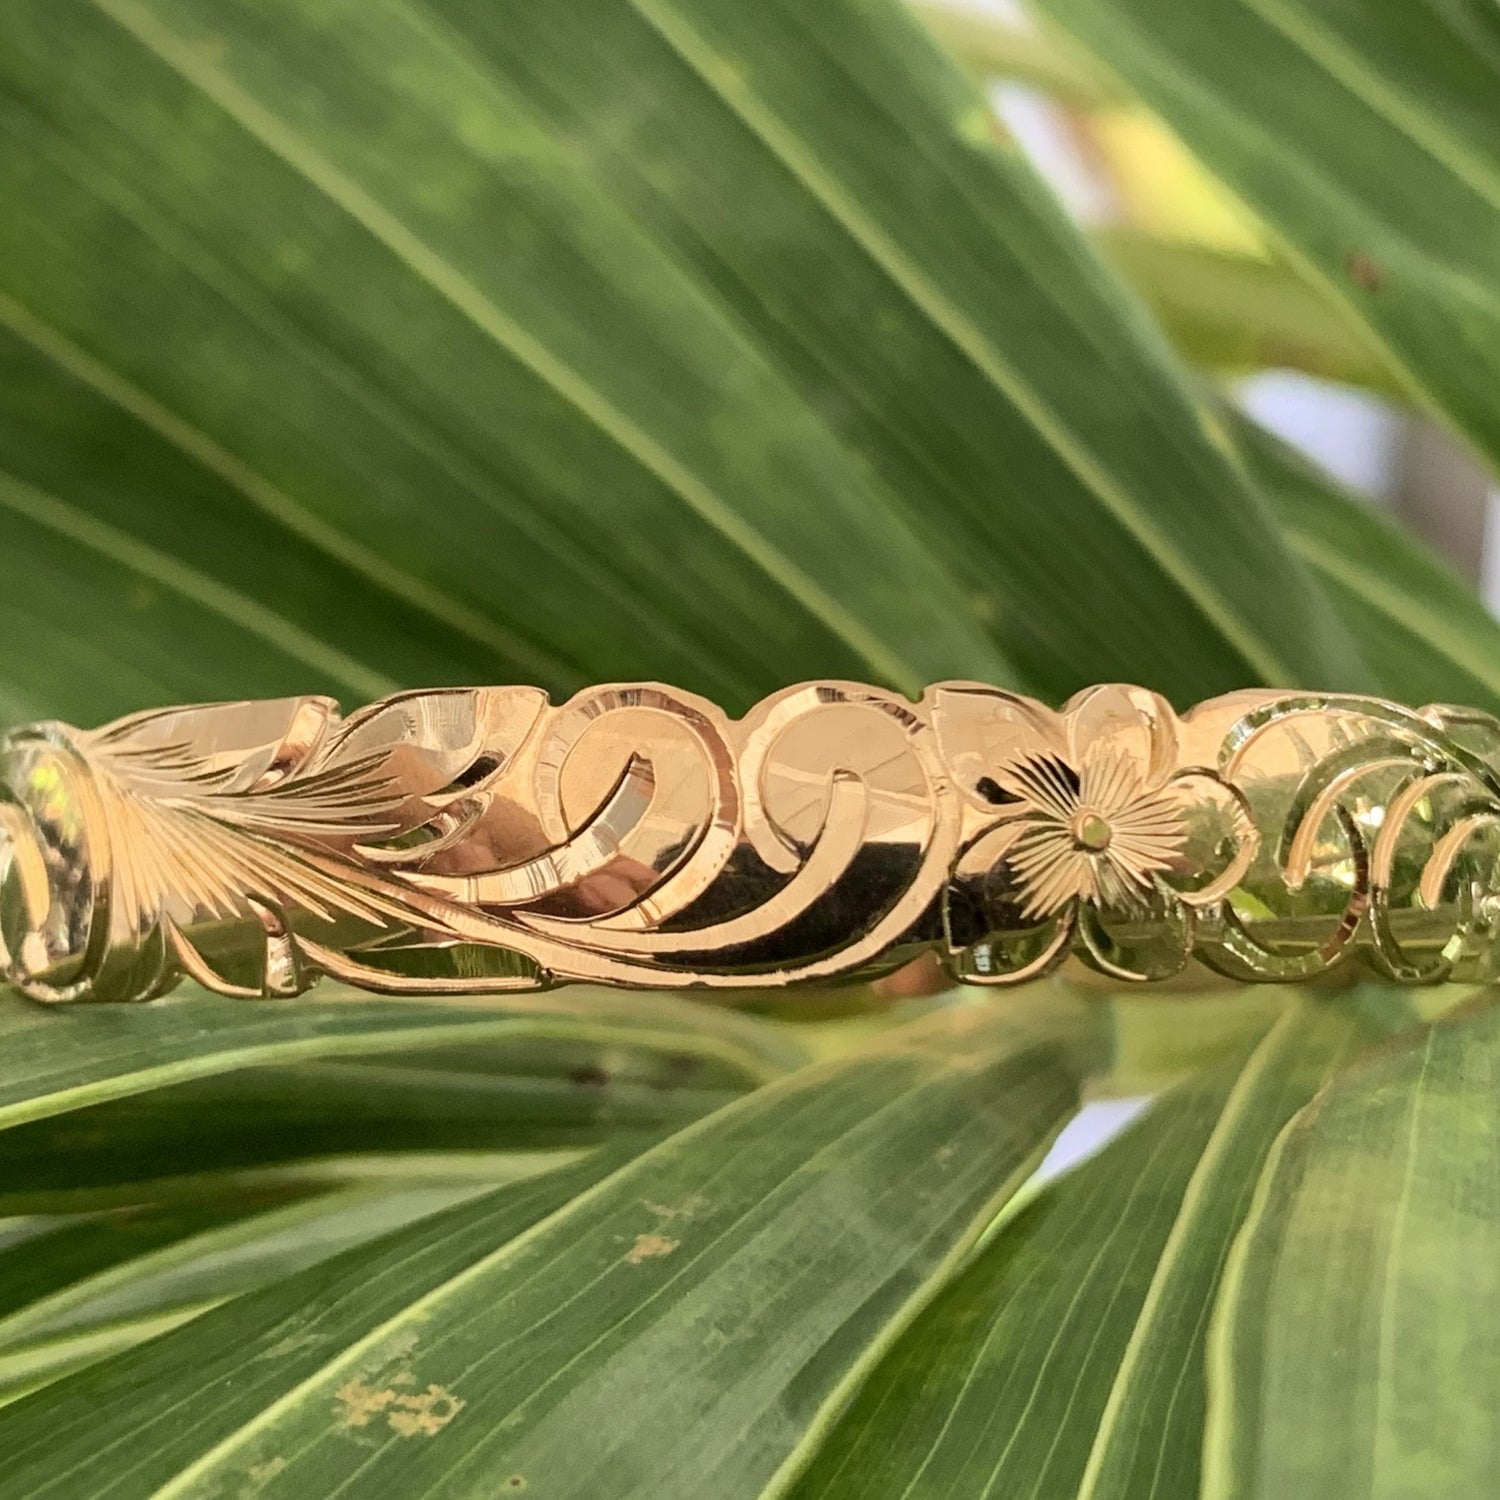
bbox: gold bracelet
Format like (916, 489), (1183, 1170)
(2, 682), (1497, 1003)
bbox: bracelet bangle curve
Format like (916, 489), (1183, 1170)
(2, 681), (1497, 1004)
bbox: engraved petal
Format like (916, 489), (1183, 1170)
(942, 818), (1076, 979)
(1157, 770), (1259, 905)
(1065, 684), (1180, 790)
(1077, 888), (1193, 981)
(945, 892), (1076, 986)
(1078, 740), (1146, 818)
(998, 753), (1081, 821)
(1007, 825), (1092, 920)
(965, 906), (1075, 985)
(929, 685), (1067, 810)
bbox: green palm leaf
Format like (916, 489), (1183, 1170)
(1031, 0), (1500, 475)
(789, 995), (1384, 1499)
(1205, 993), (1500, 1499)
(0, 0), (1367, 728)
(0, 997), (1094, 1500)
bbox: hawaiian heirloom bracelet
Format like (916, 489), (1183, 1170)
(2, 682), (1498, 1004)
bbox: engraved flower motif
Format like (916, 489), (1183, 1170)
(987, 741), (1193, 920)
(936, 684), (1258, 982)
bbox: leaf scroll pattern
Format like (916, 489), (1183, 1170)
(2, 683), (1498, 1001)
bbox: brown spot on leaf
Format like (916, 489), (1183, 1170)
(643, 1194), (708, 1223)
(1346, 250), (1383, 290)
(386, 1384), (465, 1438)
(625, 1231), (679, 1265)
(335, 1376), (464, 1437)
(335, 1378), (397, 1429)
(570, 1065), (611, 1087)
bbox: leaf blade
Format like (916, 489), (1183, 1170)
(1234, 411), (1500, 713)
(790, 996), (1384, 1500)
(0, 984), (811, 1133)
(1205, 993), (1500, 1499)
(1032, 0), (1500, 475)
(0, 994), (1095, 1500)
(0, 0), (1366, 722)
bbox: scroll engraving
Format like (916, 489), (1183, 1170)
(3, 681), (1499, 1002)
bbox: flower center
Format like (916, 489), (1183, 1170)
(1070, 809), (1112, 853)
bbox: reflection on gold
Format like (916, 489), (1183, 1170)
(3, 682), (1499, 1003)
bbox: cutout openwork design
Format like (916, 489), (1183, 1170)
(3, 682), (1499, 1002)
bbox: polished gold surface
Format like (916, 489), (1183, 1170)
(3, 682), (1499, 1002)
